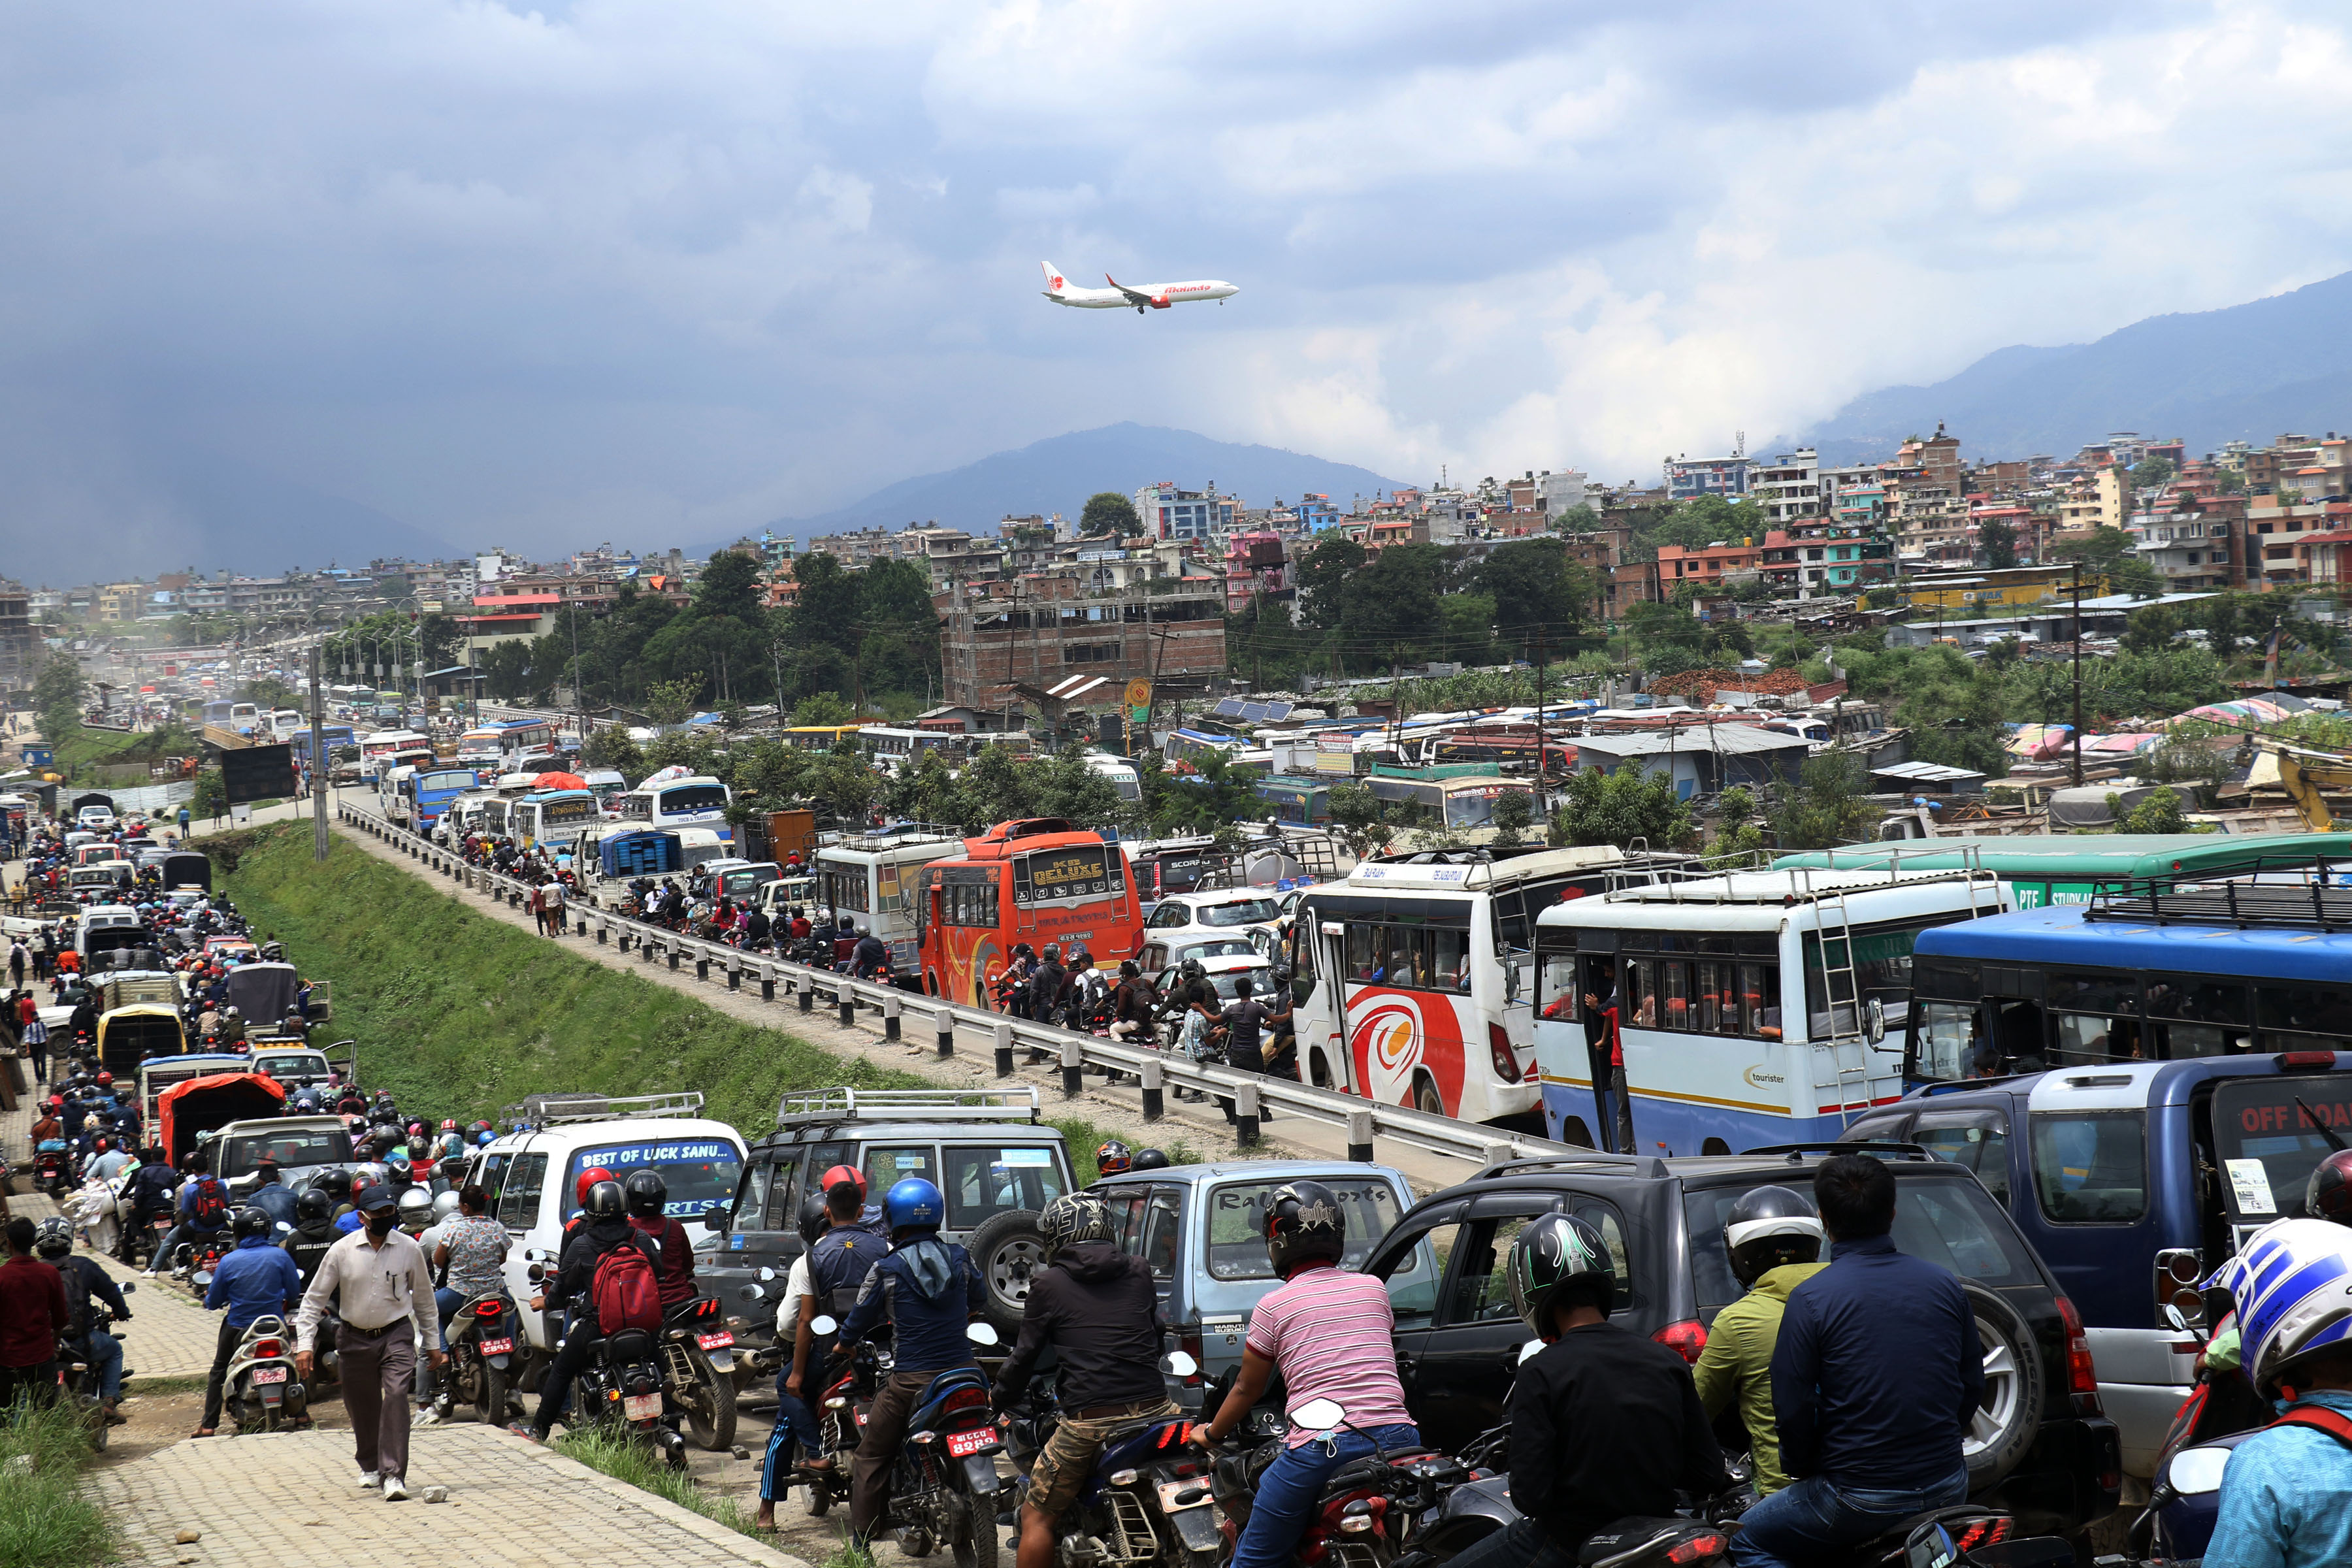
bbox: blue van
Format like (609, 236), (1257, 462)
(1842, 1052), (2352, 1480)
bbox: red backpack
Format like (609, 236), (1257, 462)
(189, 1175), (228, 1228)
(591, 1237), (663, 1332)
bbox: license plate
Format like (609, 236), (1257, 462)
(624, 1392), (662, 1421)
(253, 1366), (287, 1384)
(855, 1409), (868, 1426)
(480, 1337), (514, 1355)
(696, 1331), (734, 1350)
(945, 1428), (997, 1458)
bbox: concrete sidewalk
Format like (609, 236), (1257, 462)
(89, 1423), (818, 1568)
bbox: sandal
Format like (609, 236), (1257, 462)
(189, 1427), (216, 1438)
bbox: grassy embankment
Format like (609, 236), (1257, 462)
(211, 823), (1156, 1178)
(0, 1404), (114, 1568)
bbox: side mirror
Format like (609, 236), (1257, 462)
(757, 1266), (776, 1282)
(2162, 1303), (2190, 1333)
(191, 1271), (214, 1288)
(525, 1263), (546, 1282)
(967, 1321), (1000, 1348)
(737, 1284), (766, 1304)
(121, 1281), (137, 1294)
(810, 1315), (839, 1337)
(1290, 1397), (1345, 1434)
(1162, 1350), (1198, 1378)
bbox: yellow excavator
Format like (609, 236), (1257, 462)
(2253, 738), (2352, 831)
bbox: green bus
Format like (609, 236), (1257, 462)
(1773, 832), (2352, 909)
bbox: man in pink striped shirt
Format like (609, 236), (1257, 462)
(1190, 1180), (1419, 1568)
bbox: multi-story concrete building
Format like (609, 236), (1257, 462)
(1655, 539), (1763, 589)
(1134, 482), (1237, 542)
(1750, 449), (1821, 525)
(2130, 493), (2246, 592)
(0, 581), (32, 689)
(936, 578), (1226, 716)
(1665, 453), (1750, 500)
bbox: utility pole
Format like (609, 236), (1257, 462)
(308, 645), (329, 863)
(1534, 628), (1548, 811)
(2070, 561), (2084, 787)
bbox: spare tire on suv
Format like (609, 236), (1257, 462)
(1961, 1280), (2044, 1491)
(964, 1209), (1051, 1337)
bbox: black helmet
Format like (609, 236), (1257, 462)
(1095, 1139), (1132, 1176)
(583, 1179), (626, 1220)
(233, 1205), (274, 1241)
(623, 1168), (668, 1219)
(33, 1217), (73, 1260)
(1133, 1148), (1171, 1171)
(1180, 957), (1207, 982)
(1037, 1194), (1114, 1264)
(296, 1188), (335, 1226)
(316, 1168), (355, 1202)
(1262, 1179), (1347, 1279)
(2310, 1149), (2352, 1224)
(798, 1195), (831, 1245)
(1724, 1185), (1827, 1286)
(1507, 1212), (1616, 1340)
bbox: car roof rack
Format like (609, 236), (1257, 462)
(775, 1086), (1043, 1130)
(1737, 1141), (1933, 1162)
(1472, 1153), (1669, 1181)
(513, 1090), (706, 1124)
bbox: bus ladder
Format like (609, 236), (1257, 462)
(1809, 881), (1873, 1127)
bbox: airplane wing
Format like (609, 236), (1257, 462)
(1105, 274), (1156, 307)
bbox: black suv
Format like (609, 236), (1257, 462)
(1357, 1148), (2121, 1539)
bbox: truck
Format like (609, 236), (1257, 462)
(739, 808), (818, 868)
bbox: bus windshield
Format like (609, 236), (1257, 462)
(657, 784), (729, 814)
(1443, 783), (1536, 830)
(564, 1137), (742, 1222)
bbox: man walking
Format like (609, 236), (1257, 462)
(1731, 1154), (1980, 1568)
(295, 1184), (446, 1499)
(0, 1216), (69, 1407)
(540, 875), (566, 937)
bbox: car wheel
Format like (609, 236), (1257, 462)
(965, 1209), (1049, 1337)
(1961, 1281), (2044, 1491)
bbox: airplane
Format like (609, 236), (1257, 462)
(1040, 261), (1239, 313)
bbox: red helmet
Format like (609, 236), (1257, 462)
(441, 1120), (458, 1132)
(95, 1071), (112, 1087)
(48, 1096), (61, 1109)
(819, 1164), (866, 1198)
(2308, 1149), (2352, 1224)
(575, 1165), (615, 1207)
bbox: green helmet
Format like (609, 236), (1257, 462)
(1507, 1213), (1615, 1339)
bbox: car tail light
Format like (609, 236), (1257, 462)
(1488, 1024), (1522, 1084)
(2057, 1296), (2102, 1414)
(253, 1339), (282, 1358)
(1667, 1535), (1726, 1564)
(1651, 1320), (1707, 1364)
(2276, 1051), (2338, 1069)
(1177, 1334), (1205, 1386)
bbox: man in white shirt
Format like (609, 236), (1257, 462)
(293, 1184), (445, 1501)
(540, 877), (566, 936)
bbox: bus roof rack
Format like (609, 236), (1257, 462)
(514, 1090), (706, 1124)
(1738, 1141), (1933, 1162)
(775, 1086), (1043, 1129)
(2087, 870), (2352, 932)
(1471, 1153), (1669, 1181)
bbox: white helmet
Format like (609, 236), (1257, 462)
(2206, 1217), (2352, 1393)
(431, 1190), (462, 1223)
(395, 1186), (434, 1230)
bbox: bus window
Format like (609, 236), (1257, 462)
(1429, 927), (1469, 994)
(2048, 971), (2141, 1064)
(2256, 985), (2352, 1051)
(944, 875), (1000, 927)
(2144, 977), (2252, 1059)
(825, 868), (873, 914)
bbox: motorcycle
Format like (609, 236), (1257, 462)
(54, 1287), (133, 1452)
(806, 1313), (1005, 1563)
(770, 1306), (873, 1519)
(659, 1294), (739, 1451)
(437, 1287), (525, 1426)
(35, 1139), (73, 1198)
(222, 1313), (304, 1434)
(528, 1260), (688, 1468)
(2127, 1302), (2267, 1565)
(1205, 1395), (1448, 1568)
(180, 1233), (231, 1292)
(998, 1350), (1221, 1568)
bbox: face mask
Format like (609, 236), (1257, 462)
(365, 1211), (398, 1236)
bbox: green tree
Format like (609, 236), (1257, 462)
(791, 553), (862, 657)
(2110, 556), (2166, 600)
(1978, 518), (2017, 570)
(643, 676), (704, 726)
(1326, 781), (1395, 860)
(1705, 786), (1766, 865)
(189, 768), (229, 821)
(2050, 527), (2134, 571)
(33, 651), (86, 740)
(1294, 536), (1367, 632)
(1079, 492), (1141, 537)
(693, 549), (768, 623)
(1477, 538), (1597, 651)
(2219, 468), (2248, 497)
(1339, 544), (1444, 652)
(581, 725), (644, 776)
(2121, 603), (2183, 655)
(2129, 455), (2177, 492)
(1549, 503), (1601, 535)
(1489, 789), (1533, 849)
(2107, 787), (2196, 834)
(1548, 766), (1693, 849)
(1770, 754), (1878, 850)
(794, 691), (854, 725)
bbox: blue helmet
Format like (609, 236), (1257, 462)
(476, 1129), (495, 1147)
(883, 1177), (945, 1234)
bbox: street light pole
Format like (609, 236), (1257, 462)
(2070, 561), (2083, 787)
(309, 645), (330, 862)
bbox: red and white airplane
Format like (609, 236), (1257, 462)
(1040, 261), (1239, 312)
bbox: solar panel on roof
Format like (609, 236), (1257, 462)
(1213, 698), (1247, 718)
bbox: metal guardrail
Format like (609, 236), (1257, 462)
(335, 799), (1571, 1171)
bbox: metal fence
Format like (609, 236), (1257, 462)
(334, 800), (1572, 1171)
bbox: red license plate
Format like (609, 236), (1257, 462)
(624, 1392), (662, 1422)
(253, 1366), (288, 1384)
(855, 1410), (868, 1426)
(479, 1337), (514, 1355)
(697, 1331), (734, 1350)
(945, 1428), (997, 1458)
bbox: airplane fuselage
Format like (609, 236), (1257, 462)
(1041, 262), (1238, 312)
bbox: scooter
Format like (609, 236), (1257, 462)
(222, 1313), (304, 1434)
(997, 1350), (1219, 1568)
(437, 1287), (525, 1426)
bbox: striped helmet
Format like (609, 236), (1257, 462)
(2206, 1218), (2352, 1394)
(1037, 1195), (1115, 1264)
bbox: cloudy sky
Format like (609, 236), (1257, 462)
(7, 0), (2352, 572)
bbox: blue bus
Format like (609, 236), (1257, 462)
(404, 767), (483, 833)
(291, 725), (358, 764)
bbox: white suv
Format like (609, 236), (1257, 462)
(1138, 887), (1286, 960)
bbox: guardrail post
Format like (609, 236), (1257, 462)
(761, 965), (776, 1003)
(1060, 1041), (1083, 1099)
(1347, 1111), (1375, 1164)
(838, 988), (855, 1029)
(1141, 1058), (1164, 1122)
(644, 936), (656, 964)
(883, 994), (901, 1042)
(992, 1021), (1013, 1077)
(727, 958), (740, 991)
(1235, 1082), (1262, 1147)
(1482, 1142), (1514, 1171)
(934, 1009), (954, 1059)
(695, 954), (710, 982)
(595, 921), (608, 946)
(800, 974), (813, 1013)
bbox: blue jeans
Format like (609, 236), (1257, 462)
(1230, 1423), (1419, 1568)
(1731, 1467), (1970, 1568)
(84, 1330), (123, 1403)
(760, 1371), (823, 1503)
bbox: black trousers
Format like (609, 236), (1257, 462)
(0, 1360), (57, 1409)
(532, 1326), (604, 1437)
(201, 1314), (242, 1429)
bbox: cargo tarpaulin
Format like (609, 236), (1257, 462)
(158, 1073), (286, 1167)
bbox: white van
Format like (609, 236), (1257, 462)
(465, 1092), (746, 1358)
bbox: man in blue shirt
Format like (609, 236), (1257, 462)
(243, 1160), (299, 1230)
(146, 1151), (231, 1280)
(196, 1207), (302, 1437)
(1733, 1154), (1980, 1568)
(834, 1178), (985, 1550)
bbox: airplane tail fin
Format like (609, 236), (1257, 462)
(1039, 261), (1066, 293)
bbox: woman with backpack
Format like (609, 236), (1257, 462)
(513, 1179), (662, 1443)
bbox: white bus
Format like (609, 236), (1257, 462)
(359, 729), (434, 783)
(615, 774), (734, 843)
(1284, 845), (1641, 1126)
(859, 727), (960, 776)
(815, 828), (967, 978)
(1529, 866), (2010, 1154)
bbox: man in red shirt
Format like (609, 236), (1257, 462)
(0, 1217), (69, 1405)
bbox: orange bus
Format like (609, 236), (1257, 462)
(913, 819), (1146, 1009)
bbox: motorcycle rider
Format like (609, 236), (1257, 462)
(833, 1177), (987, 1550)
(621, 1170), (697, 1311)
(148, 1149), (231, 1280)
(121, 1147), (178, 1264)
(1107, 960), (1158, 1043)
(85, 1136), (132, 1186)
(1692, 1187), (1828, 1498)
(2203, 1149), (2352, 1382)
(996, 941), (1036, 1019)
(515, 1179), (659, 1443)
(2201, 1217), (2352, 1568)
(1446, 1215), (1728, 1568)
(1188, 1179), (1420, 1568)
(1095, 1140), (1132, 1177)
(996, 1194), (1180, 1568)
(195, 1207), (304, 1438)
(35, 1216), (131, 1426)
(755, 1195), (838, 1533)
(1028, 943), (1068, 1025)
(245, 1158), (300, 1230)
(282, 1188), (342, 1290)
(849, 925), (890, 982)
